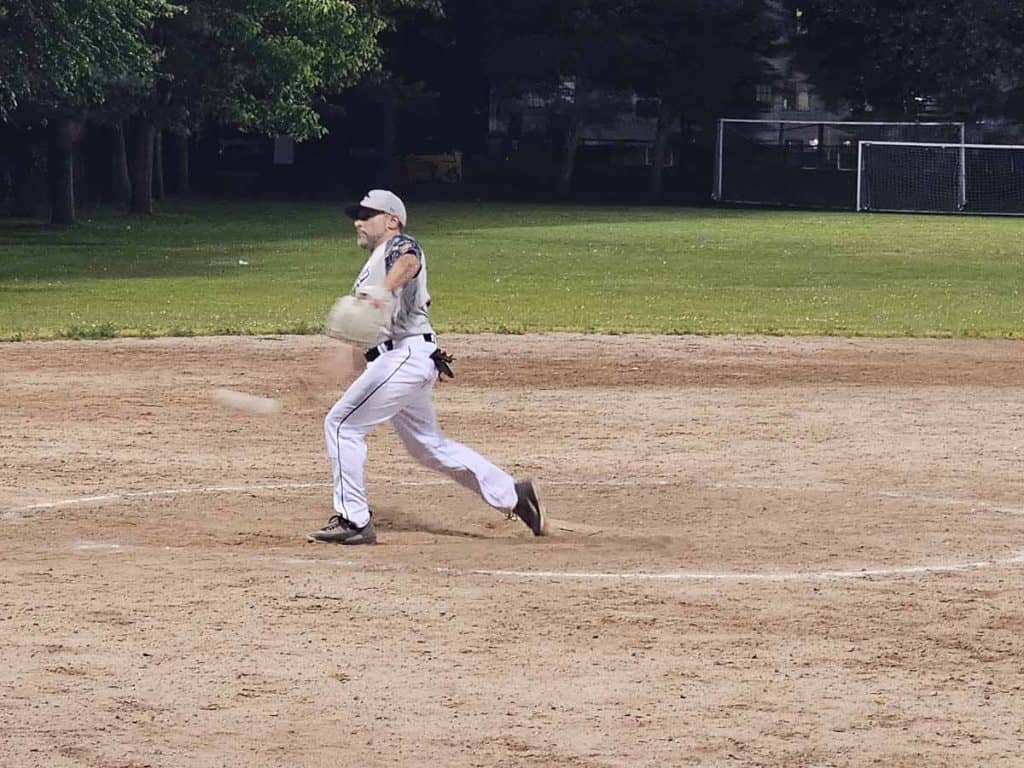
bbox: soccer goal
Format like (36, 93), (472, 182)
(713, 119), (965, 209)
(857, 141), (1024, 215)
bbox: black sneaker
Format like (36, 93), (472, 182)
(511, 480), (546, 536)
(307, 514), (377, 545)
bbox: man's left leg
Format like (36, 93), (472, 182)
(313, 348), (434, 544)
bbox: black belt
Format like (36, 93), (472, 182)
(364, 334), (436, 362)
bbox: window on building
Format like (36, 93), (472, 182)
(755, 84), (773, 108)
(559, 77), (576, 103)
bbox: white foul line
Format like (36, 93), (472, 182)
(288, 552), (1024, 583)
(3, 483), (328, 514)
(2, 478), (674, 516)
(57, 545), (1024, 583)
(447, 553), (1024, 583)
(4, 478), (1021, 517)
(6, 479), (1024, 583)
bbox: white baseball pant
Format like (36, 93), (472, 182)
(324, 335), (518, 527)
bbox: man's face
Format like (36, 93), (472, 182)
(352, 208), (397, 250)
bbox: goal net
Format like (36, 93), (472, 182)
(713, 119), (965, 209)
(857, 141), (1024, 215)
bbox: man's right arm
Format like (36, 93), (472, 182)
(383, 251), (421, 292)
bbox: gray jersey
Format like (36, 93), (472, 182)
(353, 233), (433, 339)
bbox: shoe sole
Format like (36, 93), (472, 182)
(342, 533), (377, 545)
(306, 530), (377, 545)
(522, 480), (547, 536)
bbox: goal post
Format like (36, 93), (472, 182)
(857, 141), (1024, 215)
(713, 119), (966, 209)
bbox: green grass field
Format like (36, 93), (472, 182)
(1, 199), (1022, 340)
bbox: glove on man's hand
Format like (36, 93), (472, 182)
(324, 285), (393, 346)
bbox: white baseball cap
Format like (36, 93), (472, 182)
(345, 189), (407, 227)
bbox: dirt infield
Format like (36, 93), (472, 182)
(2, 333), (1023, 768)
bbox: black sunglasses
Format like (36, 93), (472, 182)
(353, 208), (386, 221)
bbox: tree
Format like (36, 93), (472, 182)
(1, 0), (440, 219)
(479, 0), (778, 199)
(0, 0), (170, 122)
(482, 0), (622, 199)
(385, 0), (491, 156)
(785, 0), (1024, 119)
(609, 0), (780, 198)
(124, 0), (439, 212)
(0, 0), (173, 222)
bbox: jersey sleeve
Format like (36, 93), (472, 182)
(384, 234), (423, 274)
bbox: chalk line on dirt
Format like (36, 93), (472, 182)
(4, 479), (1021, 517)
(7, 480), (1024, 583)
(445, 554), (1024, 583)
(60, 543), (1024, 583)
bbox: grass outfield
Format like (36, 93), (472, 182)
(0, 199), (1021, 340)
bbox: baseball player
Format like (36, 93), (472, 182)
(309, 189), (546, 545)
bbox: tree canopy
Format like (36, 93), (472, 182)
(0, 0), (174, 121)
(0, 0), (439, 222)
(0, 0), (439, 136)
(787, 0), (1024, 119)
(477, 0), (779, 196)
(152, 0), (413, 142)
(610, 0), (778, 119)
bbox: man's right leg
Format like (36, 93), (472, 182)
(391, 393), (516, 509)
(391, 390), (546, 535)
(316, 348), (432, 541)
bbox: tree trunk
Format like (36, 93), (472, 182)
(26, 144), (49, 219)
(555, 77), (585, 200)
(647, 100), (676, 200)
(73, 129), (90, 214)
(173, 133), (190, 194)
(129, 117), (155, 215)
(10, 133), (47, 218)
(153, 128), (165, 200)
(0, 160), (10, 217)
(110, 121), (132, 209)
(554, 118), (581, 200)
(376, 100), (400, 188)
(49, 117), (78, 225)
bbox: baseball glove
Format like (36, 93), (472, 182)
(324, 285), (393, 346)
